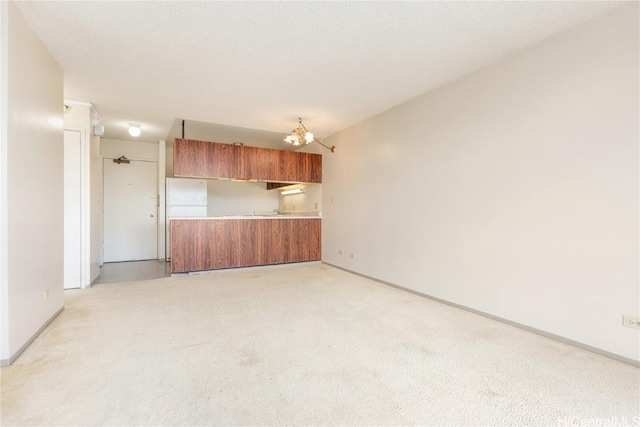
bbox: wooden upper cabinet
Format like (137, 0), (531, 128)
(255, 147), (280, 182)
(283, 150), (300, 182)
(235, 145), (257, 180)
(175, 138), (233, 179)
(271, 151), (322, 183)
(208, 142), (234, 178)
(174, 138), (322, 183)
(307, 153), (322, 183)
(174, 138), (208, 178)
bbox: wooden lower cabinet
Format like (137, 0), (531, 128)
(170, 218), (321, 273)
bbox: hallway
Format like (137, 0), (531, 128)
(92, 260), (171, 285)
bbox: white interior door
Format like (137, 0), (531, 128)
(64, 130), (82, 289)
(103, 159), (158, 262)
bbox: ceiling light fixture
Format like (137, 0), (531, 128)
(281, 188), (305, 195)
(284, 117), (335, 153)
(128, 123), (141, 137)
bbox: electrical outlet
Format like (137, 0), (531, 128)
(293, 204), (296, 211)
(338, 249), (343, 255)
(331, 196), (335, 204)
(622, 315), (640, 329)
(44, 289), (50, 300)
(314, 203), (318, 210)
(350, 253), (356, 259)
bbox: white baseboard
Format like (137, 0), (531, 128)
(323, 262), (639, 367)
(1, 307), (64, 367)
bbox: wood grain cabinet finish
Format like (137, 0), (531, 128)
(207, 142), (234, 178)
(255, 147), (280, 182)
(174, 138), (322, 183)
(307, 152), (322, 183)
(235, 145), (258, 180)
(174, 138), (210, 178)
(266, 182), (289, 190)
(170, 218), (321, 273)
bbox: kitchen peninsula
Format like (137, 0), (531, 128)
(170, 138), (323, 273)
(170, 216), (321, 273)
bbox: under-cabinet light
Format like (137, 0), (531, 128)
(281, 189), (305, 196)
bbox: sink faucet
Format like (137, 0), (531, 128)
(273, 209), (282, 215)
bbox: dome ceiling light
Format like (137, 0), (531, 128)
(128, 123), (141, 137)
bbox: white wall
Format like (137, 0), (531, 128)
(0, 0), (9, 364)
(101, 138), (159, 161)
(322, 4), (639, 362)
(63, 102), (103, 285)
(207, 180), (279, 216)
(166, 146), (174, 177)
(0, 2), (64, 364)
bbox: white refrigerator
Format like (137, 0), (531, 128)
(166, 178), (208, 260)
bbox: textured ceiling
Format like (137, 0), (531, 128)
(17, 1), (620, 145)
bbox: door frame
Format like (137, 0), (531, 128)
(102, 157), (159, 262)
(63, 127), (90, 289)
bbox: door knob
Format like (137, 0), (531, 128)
(150, 214), (155, 217)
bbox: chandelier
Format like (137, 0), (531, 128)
(284, 117), (335, 153)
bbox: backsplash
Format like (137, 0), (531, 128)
(207, 180), (278, 216)
(279, 183), (322, 213)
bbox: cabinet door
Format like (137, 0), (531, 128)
(283, 151), (322, 183)
(236, 145), (257, 180)
(275, 150), (287, 182)
(308, 219), (321, 259)
(264, 152), (322, 185)
(173, 138), (189, 176)
(256, 147), (280, 181)
(207, 142), (234, 179)
(175, 139), (236, 179)
(308, 153), (322, 183)
(294, 219), (311, 262)
(283, 151), (301, 182)
(296, 152), (311, 183)
(174, 138), (208, 178)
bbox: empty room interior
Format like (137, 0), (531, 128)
(1, 1), (638, 426)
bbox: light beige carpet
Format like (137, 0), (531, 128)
(1, 263), (638, 426)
